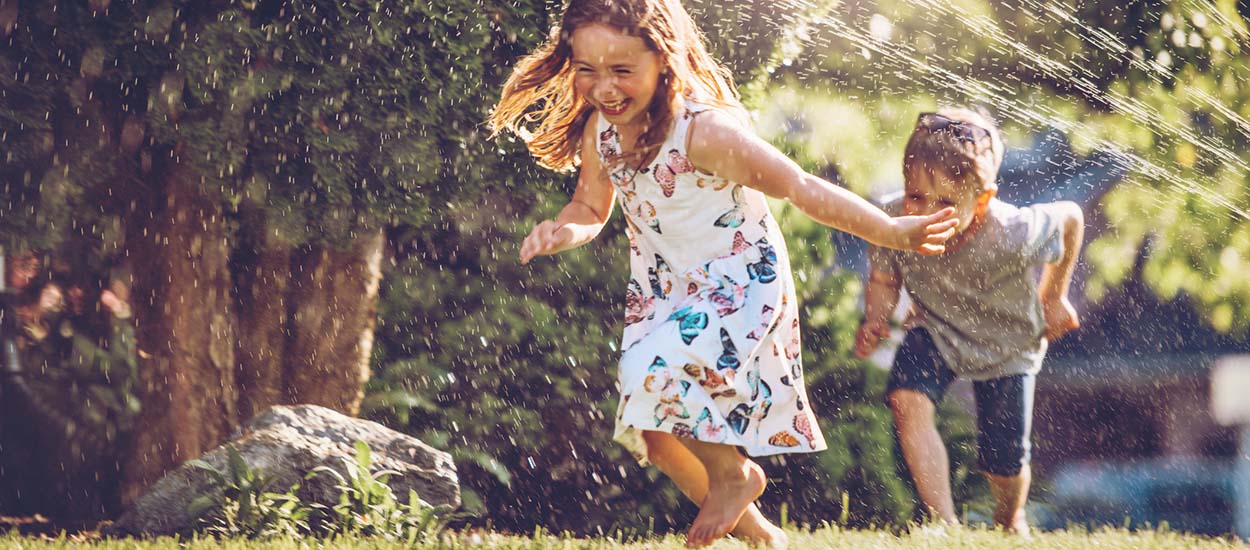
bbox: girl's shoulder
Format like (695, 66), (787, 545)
(680, 97), (750, 128)
(683, 104), (752, 162)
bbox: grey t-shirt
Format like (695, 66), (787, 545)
(868, 198), (1066, 380)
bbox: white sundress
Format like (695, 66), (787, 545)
(601, 98), (828, 464)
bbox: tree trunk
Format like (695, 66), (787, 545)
(285, 231), (385, 414)
(234, 224), (293, 423)
(120, 160), (237, 506)
(119, 170), (384, 505)
(235, 229), (385, 420)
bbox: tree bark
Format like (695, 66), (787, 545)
(118, 168), (384, 505)
(285, 231), (385, 415)
(234, 225), (293, 423)
(120, 160), (237, 506)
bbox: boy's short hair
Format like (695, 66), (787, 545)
(903, 106), (1004, 192)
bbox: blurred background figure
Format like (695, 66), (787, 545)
(1, 250), (138, 520)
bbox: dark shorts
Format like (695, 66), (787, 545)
(886, 329), (1035, 477)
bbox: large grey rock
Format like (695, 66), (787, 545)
(107, 404), (458, 537)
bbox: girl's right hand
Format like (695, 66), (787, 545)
(890, 207), (959, 255)
(520, 220), (574, 265)
(854, 317), (893, 359)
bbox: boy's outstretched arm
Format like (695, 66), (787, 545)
(686, 110), (958, 254)
(1039, 201), (1085, 340)
(855, 269), (903, 358)
(520, 113), (616, 264)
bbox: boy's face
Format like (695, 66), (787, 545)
(570, 23), (664, 131)
(903, 168), (990, 235)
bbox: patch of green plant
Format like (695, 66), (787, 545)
(307, 441), (456, 543)
(187, 441), (454, 542)
(186, 446), (311, 539)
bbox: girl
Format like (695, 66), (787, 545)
(489, 1), (958, 547)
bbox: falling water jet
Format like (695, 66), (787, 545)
(790, 0), (1250, 221)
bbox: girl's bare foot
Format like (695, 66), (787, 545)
(739, 524), (788, 549)
(686, 460), (767, 548)
(730, 504), (788, 549)
(733, 516), (787, 548)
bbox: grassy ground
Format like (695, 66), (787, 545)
(1, 526), (1246, 549)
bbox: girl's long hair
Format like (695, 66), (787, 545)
(488, 0), (742, 172)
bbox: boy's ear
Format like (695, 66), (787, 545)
(977, 185), (998, 205)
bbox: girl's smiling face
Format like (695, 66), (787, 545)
(570, 23), (664, 130)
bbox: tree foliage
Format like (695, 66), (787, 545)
(2, 0), (534, 252)
(0, 0), (559, 513)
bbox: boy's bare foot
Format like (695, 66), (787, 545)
(686, 460), (767, 548)
(994, 511), (1031, 537)
(1005, 520), (1031, 538)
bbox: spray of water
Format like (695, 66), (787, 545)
(787, 0), (1250, 220)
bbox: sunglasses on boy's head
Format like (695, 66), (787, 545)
(916, 112), (993, 147)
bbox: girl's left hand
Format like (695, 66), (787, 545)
(891, 207), (959, 255)
(520, 220), (574, 264)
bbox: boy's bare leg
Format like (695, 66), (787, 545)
(985, 466), (1031, 535)
(676, 437), (767, 548)
(642, 431), (786, 548)
(889, 389), (959, 524)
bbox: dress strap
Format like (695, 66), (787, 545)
(669, 97), (715, 157)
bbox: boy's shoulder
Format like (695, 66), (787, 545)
(985, 198), (1064, 234)
(980, 199), (1067, 263)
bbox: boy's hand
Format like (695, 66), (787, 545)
(890, 208), (959, 255)
(854, 317), (893, 359)
(520, 220), (574, 264)
(1042, 295), (1080, 340)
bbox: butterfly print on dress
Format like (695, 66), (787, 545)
(654, 149), (694, 198)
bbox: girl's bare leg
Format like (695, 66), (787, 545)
(642, 431), (786, 548)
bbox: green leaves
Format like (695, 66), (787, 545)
(187, 446), (311, 539)
(308, 440), (456, 541)
(190, 441), (452, 541)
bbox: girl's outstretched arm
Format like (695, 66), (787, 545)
(520, 112), (617, 264)
(687, 111), (958, 254)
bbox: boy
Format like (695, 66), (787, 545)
(854, 108), (1085, 534)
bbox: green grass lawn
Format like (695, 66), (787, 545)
(1, 526), (1246, 549)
